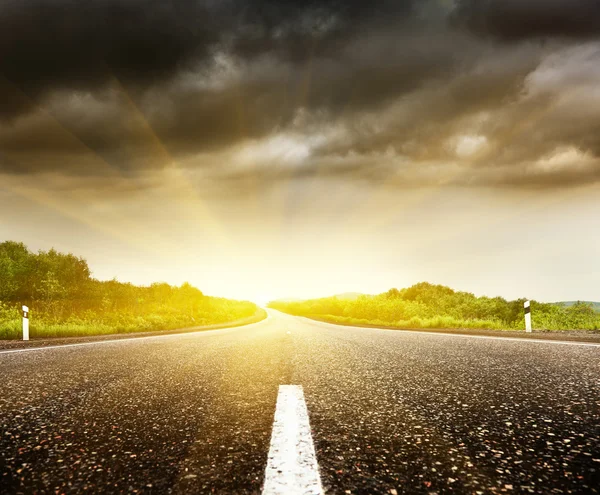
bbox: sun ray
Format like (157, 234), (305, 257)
(0, 78), (174, 252)
(106, 76), (237, 255)
(0, 75), (234, 261)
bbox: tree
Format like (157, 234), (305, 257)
(0, 241), (32, 300)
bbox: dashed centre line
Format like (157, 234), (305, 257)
(262, 385), (324, 495)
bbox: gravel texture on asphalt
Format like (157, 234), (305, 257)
(1, 311), (599, 494)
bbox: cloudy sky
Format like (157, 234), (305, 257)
(1, 0), (599, 303)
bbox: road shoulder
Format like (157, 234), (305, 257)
(300, 314), (600, 344)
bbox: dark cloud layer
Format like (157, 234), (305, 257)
(0, 0), (412, 109)
(453, 0), (600, 40)
(1, 0), (600, 189)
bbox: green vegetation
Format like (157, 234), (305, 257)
(0, 241), (259, 339)
(269, 282), (600, 331)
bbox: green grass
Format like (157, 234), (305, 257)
(0, 299), (261, 340)
(310, 314), (506, 330)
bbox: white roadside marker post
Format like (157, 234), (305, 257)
(524, 300), (532, 333)
(22, 305), (29, 341)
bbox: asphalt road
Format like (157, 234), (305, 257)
(1, 310), (599, 494)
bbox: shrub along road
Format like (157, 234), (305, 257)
(0, 310), (599, 494)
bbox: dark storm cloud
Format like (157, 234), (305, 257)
(453, 0), (600, 41)
(0, 0), (455, 175)
(0, 0), (413, 114)
(1, 0), (600, 189)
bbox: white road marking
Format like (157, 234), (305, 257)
(301, 317), (600, 347)
(0, 316), (270, 356)
(263, 385), (323, 495)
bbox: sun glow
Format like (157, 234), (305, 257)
(251, 294), (275, 307)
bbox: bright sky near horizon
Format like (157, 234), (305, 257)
(1, 0), (599, 303)
(2, 180), (598, 303)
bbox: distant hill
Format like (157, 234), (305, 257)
(333, 292), (364, 300)
(556, 301), (600, 312)
(271, 292), (364, 304)
(271, 298), (304, 304)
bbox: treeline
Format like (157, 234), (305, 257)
(269, 282), (600, 331)
(0, 241), (258, 338)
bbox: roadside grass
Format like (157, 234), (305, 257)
(309, 314), (506, 331)
(0, 299), (261, 340)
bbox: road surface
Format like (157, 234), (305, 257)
(1, 310), (599, 494)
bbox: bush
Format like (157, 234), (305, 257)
(269, 283), (600, 331)
(0, 241), (258, 339)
